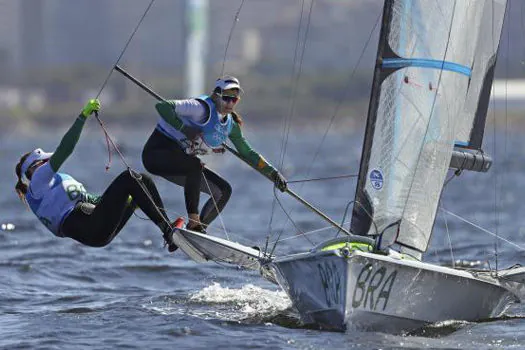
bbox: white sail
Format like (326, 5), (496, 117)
(351, 0), (506, 254)
(456, 0), (507, 149)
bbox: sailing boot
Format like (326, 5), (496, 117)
(188, 224), (207, 234)
(186, 213), (207, 234)
(163, 217), (184, 253)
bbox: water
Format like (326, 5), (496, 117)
(1, 122), (525, 349)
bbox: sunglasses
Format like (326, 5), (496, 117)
(221, 95), (240, 103)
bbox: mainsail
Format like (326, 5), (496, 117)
(351, 0), (507, 255)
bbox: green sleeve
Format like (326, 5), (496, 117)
(155, 100), (185, 130)
(228, 122), (277, 177)
(49, 114), (87, 172)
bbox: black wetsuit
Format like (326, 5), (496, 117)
(142, 129), (231, 226)
(62, 170), (171, 247)
(28, 114), (172, 248)
(143, 98), (278, 228)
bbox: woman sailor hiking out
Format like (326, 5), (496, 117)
(142, 76), (287, 234)
(15, 99), (179, 252)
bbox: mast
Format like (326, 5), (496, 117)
(350, 1), (395, 237)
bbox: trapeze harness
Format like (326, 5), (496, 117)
(155, 95), (233, 155)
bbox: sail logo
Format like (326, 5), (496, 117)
(369, 169), (384, 190)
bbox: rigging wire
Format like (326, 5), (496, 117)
(501, 0), (511, 270)
(110, 0), (248, 239)
(522, 0), (525, 67)
(277, 0), (314, 171)
(267, 221), (351, 246)
(271, 10), (382, 245)
(491, 0), (500, 276)
(305, 11), (382, 180)
(440, 208), (525, 251)
(399, 1), (457, 239)
(268, 0), (313, 251)
(220, 0), (246, 77)
(441, 206), (455, 269)
(207, 0), (247, 238)
(201, 172), (230, 240)
(270, 3), (382, 254)
(87, 1), (177, 234)
(287, 173), (358, 184)
(334, 201), (354, 238)
(93, 0), (156, 171)
(490, 0), (511, 273)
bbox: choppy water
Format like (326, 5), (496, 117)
(1, 122), (525, 349)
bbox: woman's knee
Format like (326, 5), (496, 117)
(138, 173), (156, 189)
(116, 169), (133, 182)
(222, 181), (232, 201)
(139, 172), (153, 183)
(211, 180), (232, 205)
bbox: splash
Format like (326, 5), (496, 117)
(187, 282), (297, 325)
(190, 282), (291, 315)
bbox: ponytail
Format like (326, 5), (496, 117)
(231, 111), (243, 127)
(15, 152), (31, 206)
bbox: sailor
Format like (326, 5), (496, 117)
(142, 76), (287, 232)
(14, 99), (179, 252)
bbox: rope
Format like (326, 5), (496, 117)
(201, 169), (230, 240)
(306, 11), (381, 178)
(398, 0), (457, 240)
(490, 0), (511, 272)
(439, 207), (525, 251)
(334, 201), (354, 239)
(220, 0), (246, 77)
(268, 188), (313, 257)
(269, 4), (381, 250)
(499, 0), (511, 273)
(89, 1), (175, 235)
(287, 173), (358, 184)
(94, 0), (156, 171)
(268, 0), (315, 251)
(441, 207), (455, 268)
(268, 221), (350, 246)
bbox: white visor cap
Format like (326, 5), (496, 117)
(215, 76), (243, 93)
(21, 148), (53, 176)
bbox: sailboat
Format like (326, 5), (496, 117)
(115, 0), (525, 333)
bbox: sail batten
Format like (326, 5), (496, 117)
(351, 0), (507, 254)
(382, 58), (472, 77)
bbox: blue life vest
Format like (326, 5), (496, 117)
(189, 95), (233, 148)
(26, 173), (87, 236)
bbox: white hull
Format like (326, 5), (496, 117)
(270, 249), (518, 333)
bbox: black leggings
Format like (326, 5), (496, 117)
(61, 170), (170, 247)
(142, 129), (232, 226)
